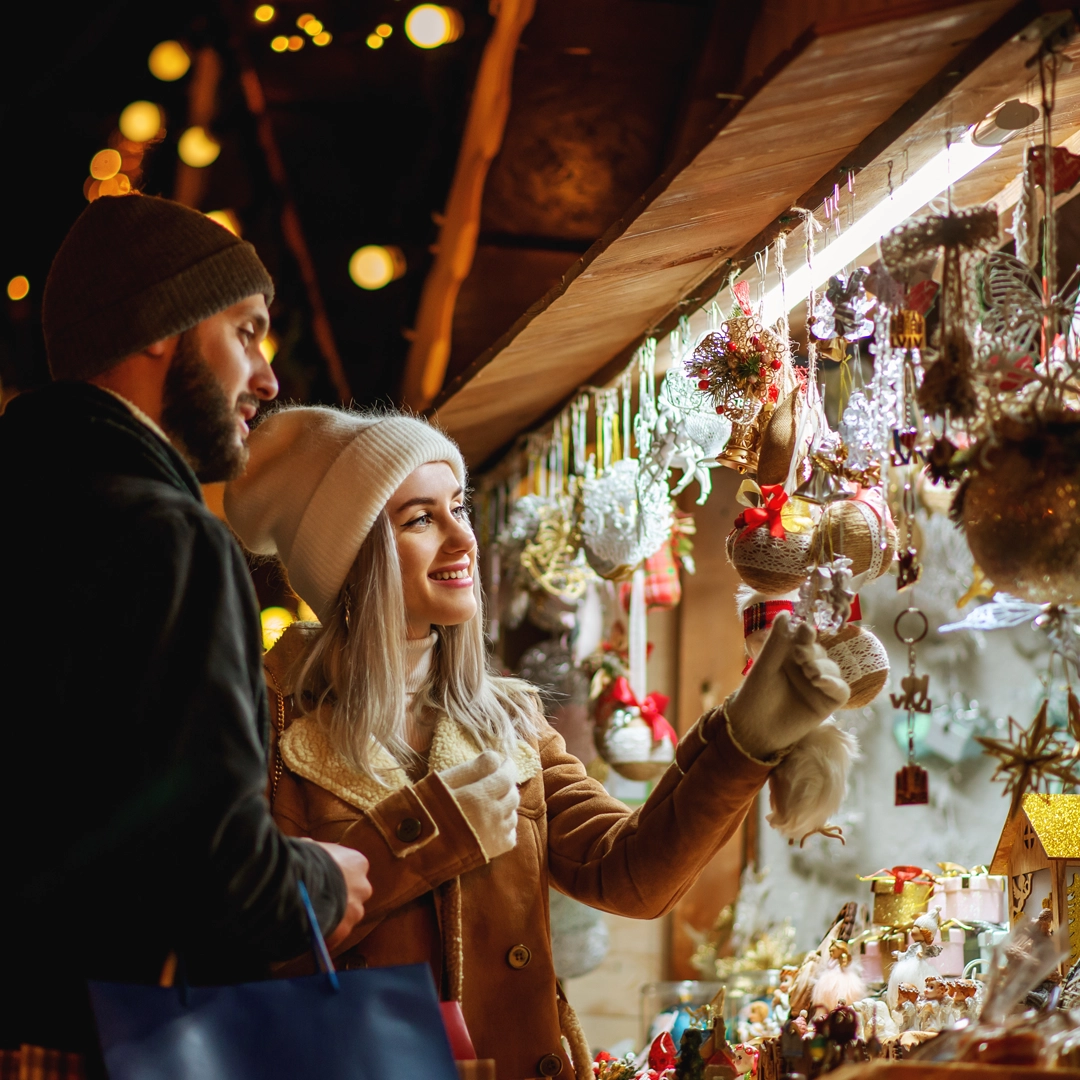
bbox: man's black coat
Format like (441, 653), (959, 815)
(0, 383), (345, 1053)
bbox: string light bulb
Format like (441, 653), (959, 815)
(259, 334), (278, 363)
(366, 33), (384, 49)
(287, 34), (304, 50)
(260, 607), (294, 651)
(376, 23), (393, 37)
(313, 31), (332, 45)
(118, 101), (162, 143)
(148, 40), (191, 81)
(405, 5), (463, 49)
(7, 276), (29, 302)
(303, 18), (323, 35)
(349, 245), (406, 290)
(254, 4), (276, 22)
(296, 13), (315, 28)
(271, 35), (288, 51)
(178, 126), (221, 168)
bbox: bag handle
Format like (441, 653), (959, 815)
(299, 880), (340, 992)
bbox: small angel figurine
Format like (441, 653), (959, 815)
(893, 982), (920, 1032)
(917, 976), (950, 1032)
(886, 910), (943, 1010)
(852, 997), (898, 1042)
(811, 940), (868, 1013)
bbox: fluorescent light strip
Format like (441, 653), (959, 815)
(761, 136), (1001, 322)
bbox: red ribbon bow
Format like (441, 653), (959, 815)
(870, 865), (933, 894)
(734, 483), (788, 539)
(609, 676), (676, 746)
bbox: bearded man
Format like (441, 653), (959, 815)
(0, 195), (370, 1065)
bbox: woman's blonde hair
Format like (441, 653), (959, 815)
(292, 509), (543, 783)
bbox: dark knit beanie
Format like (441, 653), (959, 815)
(43, 194), (275, 381)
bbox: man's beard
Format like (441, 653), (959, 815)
(161, 331), (255, 483)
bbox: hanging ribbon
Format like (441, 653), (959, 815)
(734, 481), (789, 538)
(608, 676), (676, 746)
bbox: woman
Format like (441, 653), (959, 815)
(224, 407), (849, 1080)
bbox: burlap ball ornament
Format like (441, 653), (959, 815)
(819, 624), (890, 708)
(727, 524), (814, 593)
(959, 413), (1080, 604)
(810, 493), (897, 582)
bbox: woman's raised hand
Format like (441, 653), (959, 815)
(726, 612), (850, 759)
(439, 749), (520, 860)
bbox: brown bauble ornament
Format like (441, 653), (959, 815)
(728, 524), (814, 593)
(819, 624), (890, 708)
(811, 493), (897, 582)
(959, 413), (1080, 604)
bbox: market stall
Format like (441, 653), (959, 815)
(429, 1), (1080, 1074)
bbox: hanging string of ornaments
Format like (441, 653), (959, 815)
(479, 41), (1080, 835)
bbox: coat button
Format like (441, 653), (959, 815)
(537, 1053), (563, 1076)
(507, 945), (531, 969)
(396, 817), (422, 842)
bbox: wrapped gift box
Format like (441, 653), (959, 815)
(864, 868), (936, 929)
(941, 872), (1006, 924)
(927, 926), (966, 977)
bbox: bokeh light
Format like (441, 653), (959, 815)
(118, 101), (162, 143)
(90, 149), (122, 180)
(405, 5), (463, 48)
(177, 126), (221, 168)
(7, 276), (29, 302)
(271, 35), (288, 51)
(296, 13), (314, 27)
(259, 334), (278, 364)
(205, 209), (240, 236)
(349, 245), (406, 290)
(287, 34), (304, 50)
(313, 31), (332, 46)
(148, 40), (191, 81)
(376, 23), (393, 37)
(99, 175), (132, 196)
(366, 33), (383, 49)
(260, 606), (295, 651)
(254, 4), (276, 22)
(303, 18), (323, 35)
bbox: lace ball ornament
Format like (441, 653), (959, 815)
(819, 624), (890, 708)
(594, 705), (675, 781)
(959, 413), (1080, 604)
(581, 458), (672, 580)
(727, 523), (814, 593)
(810, 494), (897, 583)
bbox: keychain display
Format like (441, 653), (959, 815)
(890, 608), (932, 806)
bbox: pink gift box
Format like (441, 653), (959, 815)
(859, 938), (884, 984)
(942, 874), (1006, 924)
(928, 927), (966, 977)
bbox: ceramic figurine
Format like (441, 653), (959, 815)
(917, 976), (950, 1031)
(886, 910), (943, 1010)
(811, 940), (868, 1013)
(893, 983), (920, 1032)
(852, 997), (899, 1041)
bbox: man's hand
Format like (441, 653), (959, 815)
(310, 840), (372, 952)
(727, 612), (850, 759)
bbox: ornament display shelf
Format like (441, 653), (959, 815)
(828, 1064), (1079, 1080)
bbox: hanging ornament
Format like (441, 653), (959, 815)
(820, 623), (891, 709)
(810, 487), (897, 584)
(974, 701), (1076, 820)
(795, 556), (855, 635)
(519, 494), (593, 602)
(954, 412), (1080, 604)
(891, 608), (932, 806)
(727, 482), (818, 593)
(757, 388), (813, 488)
(592, 675), (676, 782)
(810, 266), (876, 348)
(684, 280), (788, 473)
(880, 205), (999, 419)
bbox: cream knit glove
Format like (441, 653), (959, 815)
(439, 750), (519, 860)
(727, 612), (850, 759)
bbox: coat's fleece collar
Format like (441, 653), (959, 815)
(280, 713), (541, 813)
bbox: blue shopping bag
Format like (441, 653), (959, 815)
(88, 885), (459, 1080)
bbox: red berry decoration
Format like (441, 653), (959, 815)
(727, 341), (737, 353)
(768, 385), (779, 402)
(771, 358), (782, 370)
(698, 380), (710, 391)
(716, 405), (725, 414)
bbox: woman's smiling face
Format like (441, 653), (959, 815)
(389, 461), (477, 638)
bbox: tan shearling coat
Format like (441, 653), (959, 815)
(264, 626), (772, 1080)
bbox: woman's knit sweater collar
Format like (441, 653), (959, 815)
(406, 632), (437, 696)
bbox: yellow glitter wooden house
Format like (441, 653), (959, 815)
(989, 793), (1080, 972)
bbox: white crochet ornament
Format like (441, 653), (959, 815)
(595, 706), (675, 781)
(581, 458), (672, 580)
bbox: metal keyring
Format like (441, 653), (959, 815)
(894, 607), (929, 645)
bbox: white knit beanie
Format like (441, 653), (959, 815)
(224, 406), (466, 621)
